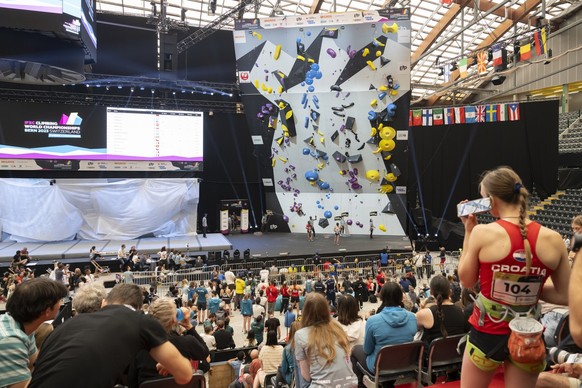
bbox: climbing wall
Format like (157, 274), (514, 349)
(234, 9), (411, 236)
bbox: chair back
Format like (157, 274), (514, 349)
(139, 372), (205, 388)
(426, 334), (465, 370)
(554, 311), (570, 346)
(374, 341), (424, 382)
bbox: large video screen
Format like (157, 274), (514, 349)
(0, 0), (96, 63)
(0, 101), (204, 172)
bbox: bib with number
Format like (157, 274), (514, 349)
(490, 272), (543, 306)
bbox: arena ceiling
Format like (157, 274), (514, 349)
(95, 0), (582, 106)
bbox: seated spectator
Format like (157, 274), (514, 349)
(351, 282), (417, 387)
(225, 317), (235, 336)
(416, 275), (466, 345)
(72, 283), (107, 314)
(243, 349), (261, 388)
(244, 330), (257, 347)
(275, 321), (300, 387)
(129, 298), (209, 387)
(228, 351), (246, 388)
(536, 362), (582, 388)
(337, 294), (365, 350)
(254, 330), (284, 388)
(30, 284), (193, 387)
(214, 319), (236, 350)
(34, 322), (54, 351)
(295, 293), (357, 388)
(89, 246), (102, 260)
(0, 278), (68, 388)
(201, 324), (216, 351)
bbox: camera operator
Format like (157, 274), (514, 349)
(569, 233), (582, 347)
(536, 361), (582, 388)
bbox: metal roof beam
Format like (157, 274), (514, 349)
(309, 0), (324, 14)
(453, 0), (542, 25)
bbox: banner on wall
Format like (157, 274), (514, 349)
(220, 210), (229, 235)
(240, 209), (249, 233)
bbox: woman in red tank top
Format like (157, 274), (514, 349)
(458, 167), (570, 388)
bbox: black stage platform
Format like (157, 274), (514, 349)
(0, 232), (412, 274)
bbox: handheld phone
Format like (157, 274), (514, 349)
(457, 197), (491, 217)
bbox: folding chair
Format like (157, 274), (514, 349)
(139, 371), (205, 388)
(357, 341), (424, 388)
(92, 259), (110, 274)
(421, 334), (465, 385)
(263, 372), (277, 388)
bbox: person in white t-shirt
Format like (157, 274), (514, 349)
(259, 266), (270, 283)
(252, 297), (265, 319)
(225, 268), (236, 290)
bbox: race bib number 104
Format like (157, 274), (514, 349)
(491, 272), (543, 306)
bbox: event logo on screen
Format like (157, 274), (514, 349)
(23, 112), (83, 138)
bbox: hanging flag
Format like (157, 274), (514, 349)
(422, 109), (433, 126)
(465, 106), (476, 123)
(520, 42), (532, 61)
(477, 51), (488, 75)
(485, 105), (498, 122)
(433, 108), (444, 125)
(498, 104), (508, 121)
(458, 58), (468, 79)
(541, 28), (548, 57)
(454, 107), (465, 124)
(492, 45), (507, 70)
(508, 103), (520, 121)
(533, 30), (545, 56)
(412, 110), (422, 126)
(476, 105), (486, 122)
(444, 108), (454, 124)
(443, 64), (451, 83)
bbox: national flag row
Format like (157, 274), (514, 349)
(451, 28), (548, 80)
(409, 103), (520, 127)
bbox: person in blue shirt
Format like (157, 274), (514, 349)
(350, 282), (417, 387)
(283, 306), (296, 339)
(240, 293), (253, 334)
(195, 282), (208, 325)
(379, 249), (389, 267)
(208, 291), (221, 314)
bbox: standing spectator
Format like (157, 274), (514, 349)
(265, 312), (282, 341)
(424, 250), (432, 278)
(279, 282), (290, 315)
(123, 265), (134, 284)
(337, 294), (365, 350)
(235, 275), (246, 311)
(458, 166), (570, 388)
(439, 246), (446, 273)
(253, 296), (266, 319)
(259, 265), (270, 283)
(225, 267), (236, 291)
(283, 306), (296, 339)
(353, 276), (368, 309)
(54, 263), (66, 284)
(30, 284), (193, 388)
(196, 281), (209, 324)
(295, 293), (357, 387)
(241, 293), (253, 333)
(0, 278), (68, 388)
(117, 244), (127, 272)
(266, 280), (279, 315)
(251, 315), (265, 345)
(213, 320), (236, 350)
(351, 282), (417, 387)
(201, 213), (208, 238)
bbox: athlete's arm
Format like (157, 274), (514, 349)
(569, 249), (582, 347)
(541, 232), (570, 306)
(458, 216), (482, 289)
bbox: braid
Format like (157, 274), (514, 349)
(435, 294), (447, 338)
(517, 187), (532, 276)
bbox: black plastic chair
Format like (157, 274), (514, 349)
(139, 371), (205, 388)
(421, 334), (466, 385)
(356, 341), (424, 388)
(264, 372), (277, 388)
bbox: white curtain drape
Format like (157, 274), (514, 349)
(0, 178), (199, 242)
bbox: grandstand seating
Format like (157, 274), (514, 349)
(559, 111), (582, 153)
(530, 188), (581, 236)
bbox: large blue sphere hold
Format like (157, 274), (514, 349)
(305, 170), (319, 181)
(302, 148), (311, 155)
(324, 210), (332, 218)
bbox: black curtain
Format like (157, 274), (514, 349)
(407, 100), (558, 223)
